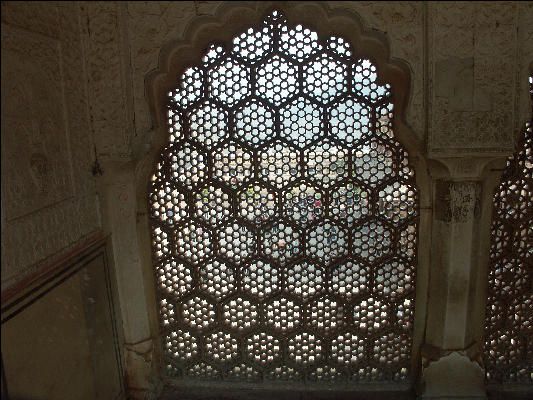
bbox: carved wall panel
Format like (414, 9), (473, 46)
(1, 26), (73, 220)
(83, 1), (134, 158)
(1, 3), (101, 290)
(428, 2), (519, 154)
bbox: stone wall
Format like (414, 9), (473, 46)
(1, 2), (101, 291)
(1, 1), (532, 399)
(3, 0), (531, 292)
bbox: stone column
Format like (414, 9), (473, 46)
(419, 157), (508, 400)
(99, 159), (161, 400)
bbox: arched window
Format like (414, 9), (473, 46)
(484, 76), (532, 384)
(150, 9), (418, 385)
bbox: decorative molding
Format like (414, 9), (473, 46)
(1, 23), (73, 221)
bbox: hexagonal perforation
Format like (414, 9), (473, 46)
(353, 59), (391, 103)
(307, 220), (348, 264)
(257, 55), (298, 106)
(265, 365), (302, 381)
(303, 53), (348, 104)
(327, 36), (353, 59)
(160, 298), (177, 327)
(261, 222), (301, 265)
(281, 97), (322, 148)
(187, 362), (220, 380)
(266, 296), (301, 332)
(378, 182), (417, 223)
(330, 98), (371, 147)
(232, 26), (272, 63)
(490, 221), (512, 260)
(218, 221), (256, 264)
(209, 59), (249, 106)
(189, 100), (227, 150)
(399, 223), (417, 260)
(238, 184), (277, 225)
(331, 260), (369, 299)
(259, 140), (300, 189)
(353, 140), (396, 187)
(246, 332), (281, 365)
(488, 258), (529, 298)
(170, 66), (203, 110)
(205, 331), (238, 363)
(168, 143), (208, 190)
(164, 329), (198, 361)
(330, 182), (370, 227)
(308, 296), (344, 335)
(200, 259), (235, 301)
(305, 139), (348, 188)
(222, 296), (259, 331)
(353, 297), (390, 335)
(213, 141), (252, 189)
(352, 221), (393, 263)
(375, 103), (395, 140)
(285, 262), (324, 300)
(308, 365), (345, 382)
(153, 226), (171, 260)
(202, 44), (226, 67)
(235, 100), (274, 148)
(375, 258), (414, 299)
(151, 8), (418, 384)
(373, 332), (411, 367)
(156, 258), (193, 297)
(279, 24), (322, 62)
(194, 184), (232, 226)
(182, 296), (216, 330)
(288, 332), (322, 365)
(397, 298), (415, 332)
(151, 181), (188, 228)
(332, 332), (365, 365)
(225, 364), (261, 382)
(242, 260), (279, 300)
(283, 182), (324, 226)
(175, 221), (212, 264)
(167, 109), (183, 144)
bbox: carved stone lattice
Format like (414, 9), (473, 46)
(150, 10), (418, 383)
(484, 77), (533, 384)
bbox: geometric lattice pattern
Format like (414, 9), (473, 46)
(484, 76), (533, 383)
(151, 9), (418, 384)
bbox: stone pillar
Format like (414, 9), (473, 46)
(420, 158), (506, 400)
(422, 352), (486, 400)
(99, 159), (161, 400)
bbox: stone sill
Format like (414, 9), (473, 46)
(159, 379), (415, 400)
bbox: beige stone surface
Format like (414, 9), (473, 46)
(1, 249), (123, 400)
(421, 352), (486, 399)
(1, 1), (532, 398)
(1, 2), (101, 290)
(428, 2), (523, 154)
